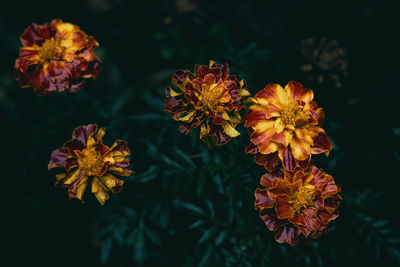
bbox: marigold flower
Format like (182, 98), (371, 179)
(299, 37), (348, 88)
(14, 19), (102, 95)
(165, 60), (250, 145)
(254, 166), (341, 245)
(245, 81), (332, 171)
(48, 124), (134, 205)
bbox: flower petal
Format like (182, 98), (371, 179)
(278, 146), (310, 172)
(255, 188), (274, 209)
(275, 226), (299, 246)
(275, 195), (294, 219)
(221, 121), (240, 138)
(72, 124), (97, 145)
(48, 148), (69, 170)
(260, 169), (283, 187)
(289, 136), (311, 161)
(256, 84), (289, 105)
(259, 209), (287, 231)
(284, 81), (314, 103)
(255, 152), (280, 172)
(245, 105), (267, 127)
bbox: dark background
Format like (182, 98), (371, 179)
(1, 0), (399, 266)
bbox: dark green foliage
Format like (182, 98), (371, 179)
(1, 0), (400, 266)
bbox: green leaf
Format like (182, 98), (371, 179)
(199, 228), (217, 245)
(201, 149), (210, 164)
(213, 174), (224, 194)
(161, 154), (184, 170)
(134, 230), (146, 265)
(127, 113), (166, 121)
(100, 237), (112, 264)
(206, 199), (215, 218)
(145, 227), (162, 245)
(189, 220), (204, 229)
(130, 165), (159, 182)
(124, 207), (138, 218)
(198, 245), (213, 267)
(196, 172), (206, 197)
(373, 220), (389, 228)
(158, 207), (170, 229)
(215, 231), (227, 246)
(175, 148), (196, 168)
(173, 200), (206, 216)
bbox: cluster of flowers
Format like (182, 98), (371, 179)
(14, 20), (134, 205)
(165, 62), (341, 245)
(14, 19), (341, 244)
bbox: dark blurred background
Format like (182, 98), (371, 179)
(1, 0), (400, 266)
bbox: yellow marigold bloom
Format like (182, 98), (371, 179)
(48, 125), (134, 205)
(14, 19), (101, 95)
(245, 81), (332, 172)
(255, 166), (341, 245)
(165, 60), (250, 145)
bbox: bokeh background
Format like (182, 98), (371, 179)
(1, 0), (400, 266)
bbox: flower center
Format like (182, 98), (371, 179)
(289, 185), (315, 213)
(281, 100), (310, 129)
(198, 83), (224, 113)
(78, 147), (104, 176)
(38, 38), (60, 62)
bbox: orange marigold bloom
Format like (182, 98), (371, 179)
(245, 81), (332, 172)
(165, 60), (250, 145)
(48, 124), (134, 205)
(254, 166), (341, 245)
(14, 19), (102, 95)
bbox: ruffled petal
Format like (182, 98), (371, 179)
(255, 188), (274, 209)
(275, 226), (300, 246)
(48, 148), (69, 170)
(284, 81), (314, 103)
(275, 195), (294, 219)
(289, 136), (311, 161)
(255, 84), (289, 106)
(245, 105), (267, 127)
(72, 124), (97, 145)
(259, 209), (287, 231)
(278, 146), (310, 172)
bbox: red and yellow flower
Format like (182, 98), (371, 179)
(165, 60), (250, 145)
(254, 166), (341, 245)
(14, 19), (102, 95)
(48, 124), (134, 205)
(245, 81), (332, 171)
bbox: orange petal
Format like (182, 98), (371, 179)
(284, 81), (314, 103)
(275, 195), (294, 219)
(259, 140), (278, 155)
(271, 130), (292, 147)
(245, 105), (267, 127)
(289, 136), (311, 161)
(255, 152), (280, 172)
(255, 84), (289, 105)
(266, 102), (282, 119)
(250, 120), (276, 146)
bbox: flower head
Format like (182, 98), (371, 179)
(254, 166), (341, 245)
(14, 19), (102, 95)
(48, 124), (134, 205)
(245, 81), (332, 171)
(165, 60), (250, 145)
(299, 37), (348, 88)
